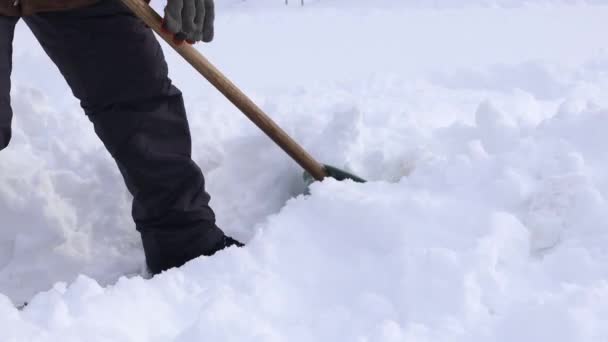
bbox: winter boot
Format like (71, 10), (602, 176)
(142, 226), (244, 275)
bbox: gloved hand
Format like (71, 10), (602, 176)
(162, 0), (215, 44)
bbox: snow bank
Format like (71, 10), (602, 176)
(2, 70), (608, 340)
(0, 86), (143, 303)
(1, 100), (608, 338)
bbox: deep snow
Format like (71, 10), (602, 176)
(1, 0), (608, 340)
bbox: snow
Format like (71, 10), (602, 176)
(1, 0), (608, 340)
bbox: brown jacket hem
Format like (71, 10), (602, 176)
(1, 0), (100, 17)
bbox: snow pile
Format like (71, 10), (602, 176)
(1, 99), (608, 339)
(1, 0), (608, 340)
(2, 77), (608, 340)
(0, 86), (142, 303)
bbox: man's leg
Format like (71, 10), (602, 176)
(23, 1), (233, 274)
(0, 16), (18, 150)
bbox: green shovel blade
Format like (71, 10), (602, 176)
(303, 164), (367, 187)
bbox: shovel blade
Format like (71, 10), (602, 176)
(304, 164), (367, 187)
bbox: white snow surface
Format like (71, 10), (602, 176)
(2, 0), (608, 340)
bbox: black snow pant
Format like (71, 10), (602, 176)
(0, 0), (226, 274)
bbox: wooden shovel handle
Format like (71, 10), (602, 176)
(119, 0), (327, 181)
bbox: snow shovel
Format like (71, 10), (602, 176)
(119, 0), (366, 185)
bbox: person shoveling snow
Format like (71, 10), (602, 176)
(0, 0), (243, 275)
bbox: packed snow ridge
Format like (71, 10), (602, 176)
(2, 1), (608, 341)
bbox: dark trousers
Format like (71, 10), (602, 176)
(0, 1), (225, 272)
